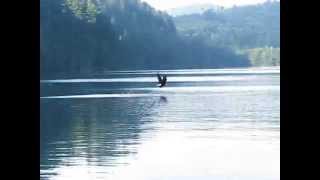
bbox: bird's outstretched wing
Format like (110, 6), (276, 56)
(157, 73), (162, 83)
(163, 76), (167, 84)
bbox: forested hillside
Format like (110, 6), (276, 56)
(40, 0), (249, 79)
(173, 1), (280, 49)
(172, 1), (280, 66)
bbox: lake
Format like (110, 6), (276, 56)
(40, 67), (280, 180)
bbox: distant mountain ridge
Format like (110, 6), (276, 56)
(172, 1), (280, 67)
(167, 3), (224, 17)
(173, 1), (280, 49)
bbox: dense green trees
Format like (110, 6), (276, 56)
(173, 1), (280, 49)
(63, 0), (100, 22)
(173, 1), (280, 67)
(40, 0), (249, 79)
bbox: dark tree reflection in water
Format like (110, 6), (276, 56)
(41, 96), (164, 178)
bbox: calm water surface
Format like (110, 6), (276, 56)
(40, 67), (280, 180)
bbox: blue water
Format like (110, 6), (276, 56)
(40, 67), (280, 180)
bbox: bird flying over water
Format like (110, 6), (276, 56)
(157, 73), (167, 88)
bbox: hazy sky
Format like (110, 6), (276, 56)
(141, 0), (272, 10)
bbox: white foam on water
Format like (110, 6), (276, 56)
(41, 85), (279, 99)
(40, 94), (161, 99)
(40, 76), (253, 83)
(125, 85), (280, 93)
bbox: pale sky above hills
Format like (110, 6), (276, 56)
(141, 0), (277, 10)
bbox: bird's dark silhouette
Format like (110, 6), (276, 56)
(157, 73), (167, 87)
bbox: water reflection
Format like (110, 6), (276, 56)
(40, 97), (162, 179)
(160, 96), (167, 103)
(40, 69), (279, 180)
